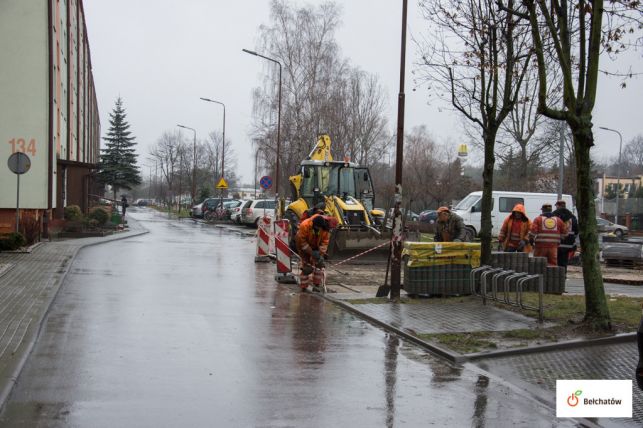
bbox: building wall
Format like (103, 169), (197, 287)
(0, 0), (100, 233)
(0, 1), (49, 212)
(595, 175), (643, 199)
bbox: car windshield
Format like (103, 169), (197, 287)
(454, 194), (480, 211)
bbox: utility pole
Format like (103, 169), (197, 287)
(390, 0), (408, 300)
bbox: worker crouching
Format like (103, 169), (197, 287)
(295, 214), (336, 291)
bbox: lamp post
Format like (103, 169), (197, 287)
(177, 124), (197, 206)
(242, 48), (282, 202)
(255, 148), (260, 198)
(199, 98), (226, 180)
(599, 126), (623, 224)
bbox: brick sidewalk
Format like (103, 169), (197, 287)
(326, 288), (641, 426)
(0, 220), (148, 407)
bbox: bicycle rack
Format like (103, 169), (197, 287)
(470, 265), (544, 323)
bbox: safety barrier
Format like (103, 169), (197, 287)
(274, 220), (297, 284)
(254, 216), (272, 262)
(470, 265), (544, 323)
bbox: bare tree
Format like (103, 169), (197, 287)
(250, 0), (389, 192)
(417, 0), (532, 261)
(150, 131), (182, 205)
(497, 0), (643, 330)
(200, 131), (238, 196)
(619, 135), (643, 176)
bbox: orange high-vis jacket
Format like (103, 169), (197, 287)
(529, 214), (567, 248)
(295, 214), (330, 255)
(498, 204), (532, 251)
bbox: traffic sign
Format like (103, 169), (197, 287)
(259, 176), (272, 190)
(7, 152), (31, 175)
(216, 177), (228, 189)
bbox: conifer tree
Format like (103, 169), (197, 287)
(98, 97), (141, 200)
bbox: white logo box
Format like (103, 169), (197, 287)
(556, 380), (632, 418)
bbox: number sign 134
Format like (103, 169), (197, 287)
(8, 138), (37, 156)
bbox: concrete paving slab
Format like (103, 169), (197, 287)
(474, 342), (642, 427)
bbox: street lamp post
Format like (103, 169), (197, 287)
(199, 98), (226, 180)
(255, 149), (260, 198)
(242, 48), (282, 204)
(177, 124), (197, 206)
(599, 126), (623, 224)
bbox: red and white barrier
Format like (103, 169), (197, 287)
(274, 219), (297, 284)
(274, 219), (291, 273)
(255, 216), (272, 262)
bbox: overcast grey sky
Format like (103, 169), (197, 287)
(83, 1), (642, 184)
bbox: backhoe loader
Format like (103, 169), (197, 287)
(285, 134), (391, 256)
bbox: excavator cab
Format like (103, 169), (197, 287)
(287, 135), (388, 256)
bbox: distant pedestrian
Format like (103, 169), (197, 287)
(529, 203), (567, 266)
(434, 206), (468, 242)
(121, 195), (129, 218)
(553, 200), (579, 270)
(498, 204), (532, 252)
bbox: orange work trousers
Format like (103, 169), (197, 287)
(534, 246), (558, 266)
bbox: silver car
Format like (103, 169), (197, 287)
(596, 217), (628, 238)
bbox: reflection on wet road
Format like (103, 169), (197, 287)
(0, 210), (566, 427)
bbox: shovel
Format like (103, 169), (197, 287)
(376, 242), (393, 297)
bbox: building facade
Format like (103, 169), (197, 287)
(0, 0), (100, 235)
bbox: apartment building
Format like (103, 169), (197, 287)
(0, 0), (100, 235)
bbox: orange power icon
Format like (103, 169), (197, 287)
(567, 394), (579, 407)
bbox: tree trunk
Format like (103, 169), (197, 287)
(480, 129), (497, 265)
(573, 129), (611, 330)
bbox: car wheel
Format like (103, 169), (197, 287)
(615, 229), (624, 239)
(464, 226), (476, 242)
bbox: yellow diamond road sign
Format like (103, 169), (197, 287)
(216, 177), (228, 189)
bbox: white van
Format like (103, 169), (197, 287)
(452, 191), (574, 239)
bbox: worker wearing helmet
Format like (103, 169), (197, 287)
(529, 203), (567, 266)
(498, 204), (532, 252)
(295, 214), (332, 291)
(434, 206), (468, 242)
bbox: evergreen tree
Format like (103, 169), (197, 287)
(98, 97), (142, 200)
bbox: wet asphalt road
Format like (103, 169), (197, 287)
(0, 209), (569, 427)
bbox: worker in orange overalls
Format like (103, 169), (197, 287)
(295, 214), (332, 291)
(529, 203), (567, 266)
(498, 204), (532, 253)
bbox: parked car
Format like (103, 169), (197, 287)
(385, 208), (420, 228)
(419, 210), (438, 224)
(191, 198), (235, 218)
(416, 209), (439, 233)
(226, 200), (245, 223)
(240, 199), (277, 226)
(596, 217), (628, 238)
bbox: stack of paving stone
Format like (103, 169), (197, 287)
(489, 251), (566, 294)
(402, 242), (481, 296)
